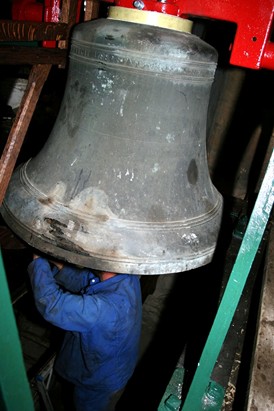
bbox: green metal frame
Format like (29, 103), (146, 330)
(0, 249), (34, 411)
(159, 149), (274, 411)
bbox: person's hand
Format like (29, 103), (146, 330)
(49, 259), (64, 271)
(32, 253), (64, 270)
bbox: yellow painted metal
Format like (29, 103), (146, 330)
(108, 7), (193, 32)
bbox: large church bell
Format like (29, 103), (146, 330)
(1, 7), (223, 274)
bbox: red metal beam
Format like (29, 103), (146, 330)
(180, 0), (274, 70)
(108, 0), (274, 70)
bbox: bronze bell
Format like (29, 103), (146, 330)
(1, 8), (223, 274)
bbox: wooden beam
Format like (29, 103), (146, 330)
(0, 20), (68, 42)
(0, 46), (67, 65)
(0, 64), (52, 205)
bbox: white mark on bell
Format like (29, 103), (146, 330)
(35, 219), (41, 229)
(152, 163), (159, 173)
(67, 220), (75, 231)
(181, 233), (199, 246)
(119, 90), (127, 116)
(125, 169), (134, 181)
(166, 133), (175, 143)
(101, 79), (114, 92)
(115, 198), (121, 209)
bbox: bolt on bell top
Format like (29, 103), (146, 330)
(1, 8), (223, 274)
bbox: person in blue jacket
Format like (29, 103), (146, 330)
(27, 254), (142, 411)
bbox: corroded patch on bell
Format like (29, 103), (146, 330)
(187, 159), (198, 185)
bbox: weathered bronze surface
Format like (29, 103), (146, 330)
(2, 17), (223, 274)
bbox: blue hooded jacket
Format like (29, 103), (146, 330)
(28, 258), (142, 390)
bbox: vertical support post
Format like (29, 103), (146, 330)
(0, 64), (51, 205)
(0, 249), (34, 411)
(181, 149), (274, 411)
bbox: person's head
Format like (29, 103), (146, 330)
(100, 271), (117, 281)
(92, 269), (117, 281)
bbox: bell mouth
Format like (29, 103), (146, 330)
(107, 6), (193, 33)
(1, 161), (223, 275)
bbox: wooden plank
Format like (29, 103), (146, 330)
(84, 0), (100, 21)
(0, 46), (67, 65)
(246, 223), (274, 411)
(0, 64), (51, 205)
(58, 0), (81, 49)
(0, 20), (68, 42)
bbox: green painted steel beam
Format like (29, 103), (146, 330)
(158, 368), (224, 411)
(181, 149), (274, 411)
(0, 249), (34, 411)
(158, 366), (185, 411)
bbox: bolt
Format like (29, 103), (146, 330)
(133, 0), (145, 9)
